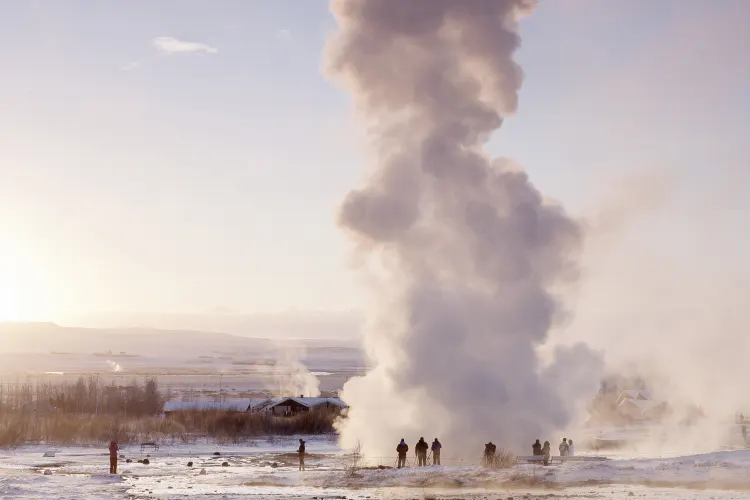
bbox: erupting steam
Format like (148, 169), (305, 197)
(324, 0), (603, 456)
(272, 343), (321, 397)
(106, 360), (123, 373)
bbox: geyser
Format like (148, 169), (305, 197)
(324, 0), (603, 457)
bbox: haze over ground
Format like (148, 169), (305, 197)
(0, 0), (749, 454)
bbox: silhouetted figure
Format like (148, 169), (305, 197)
(431, 438), (442, 465)
(108, 440), (119, 474)
(297, 439), (306, 471)
(484, 442), (496, 467)
(532, 439), (542, 456)
(415, 437), (429, 467)
(559, 438), (569, 457)
(396, 439), (409, 468)
(542, 441), (551, 466)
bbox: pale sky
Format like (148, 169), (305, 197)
(0, 0), (748, 326)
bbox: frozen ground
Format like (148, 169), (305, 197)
(3, 436), (750, 499)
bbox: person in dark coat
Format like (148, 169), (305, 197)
(431, 438), (442, 465)
(542, 441), (551, 466)
(415, 437), (429, 467)
(484, 442), (496, 467)
(108, 440), (119, 474)
(532, 439), (542, 456)
(297, 439), (306, 471)
(396, 439), (409, 468)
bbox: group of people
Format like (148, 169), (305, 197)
(532, 438), (574, 465)
(108, 435), (578, 474)
(396, 437), (442, 468)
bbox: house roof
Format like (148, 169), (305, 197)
(163, 399), (263, 412)
(617, 398), (662, 411)
(616, 390), (651, 404)
(250, 397), (348, 411)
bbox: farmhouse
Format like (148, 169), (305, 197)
(615, 390), (650, 406)
(249, 396), (348, 416)
(615, 390), (664, 420)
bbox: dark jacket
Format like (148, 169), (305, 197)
(532, 441), (542, 456)
(298, 441), (306, 454)
(109, 442), (118, 458)
(396, 442), (409, 456)
(542, 442), (551, 457)
(415, 439), (428, 454)
(431, 440), (442, 452)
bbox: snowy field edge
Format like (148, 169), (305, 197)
(4, 437), (750, 498)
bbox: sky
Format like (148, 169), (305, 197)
(0, 0), (748, 331)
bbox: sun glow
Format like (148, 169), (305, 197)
(0, 234), (43, 322)
(0, 236), (22, 321)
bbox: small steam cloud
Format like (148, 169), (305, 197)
(106, 360), (123, 373)
(271, 343), (320, 397)
(325, 0), (602, 456)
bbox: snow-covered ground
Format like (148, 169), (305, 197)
(2, 436), (750, 499)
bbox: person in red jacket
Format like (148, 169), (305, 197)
(109, 440), (119, 474)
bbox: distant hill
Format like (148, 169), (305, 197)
(0, 322), (363, 361)
(56, 310), (364, 341)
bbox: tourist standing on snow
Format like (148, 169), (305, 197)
(559, 438), (569, 456)
(542, 441), (551, 465)
(532, 439), (542, 456)
(297, 439), (306, 471)
(396, 439), (409, 468)
(431, 438), (442, 465)
(484, 442), (496, 467)
(415, 437), (429, 467)
(108, 440), (119, 474)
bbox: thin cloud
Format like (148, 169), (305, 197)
(152, 36), (217, 55)
(275, 29), (292, 40)
(120, 61), (141, 71)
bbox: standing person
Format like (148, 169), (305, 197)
(559, 438), (569, 457)
(568, 440), (575, 457)
(415, 437), (428, 467)
(484, 442), (496, 467)
(108, 440), (119, 474)
(297, 439), (306, 471)
(532, 439), (542, 456)
(431, 438), (442, 466)
(542, 441), (551, 466)
(396, 439), (409, 468)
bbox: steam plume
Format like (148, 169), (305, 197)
(325, 0), (602, 456)
(106, 360), (123, 373)
(271, 343), (321, 397)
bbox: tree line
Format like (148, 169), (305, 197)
(0, 376), (164, 417)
